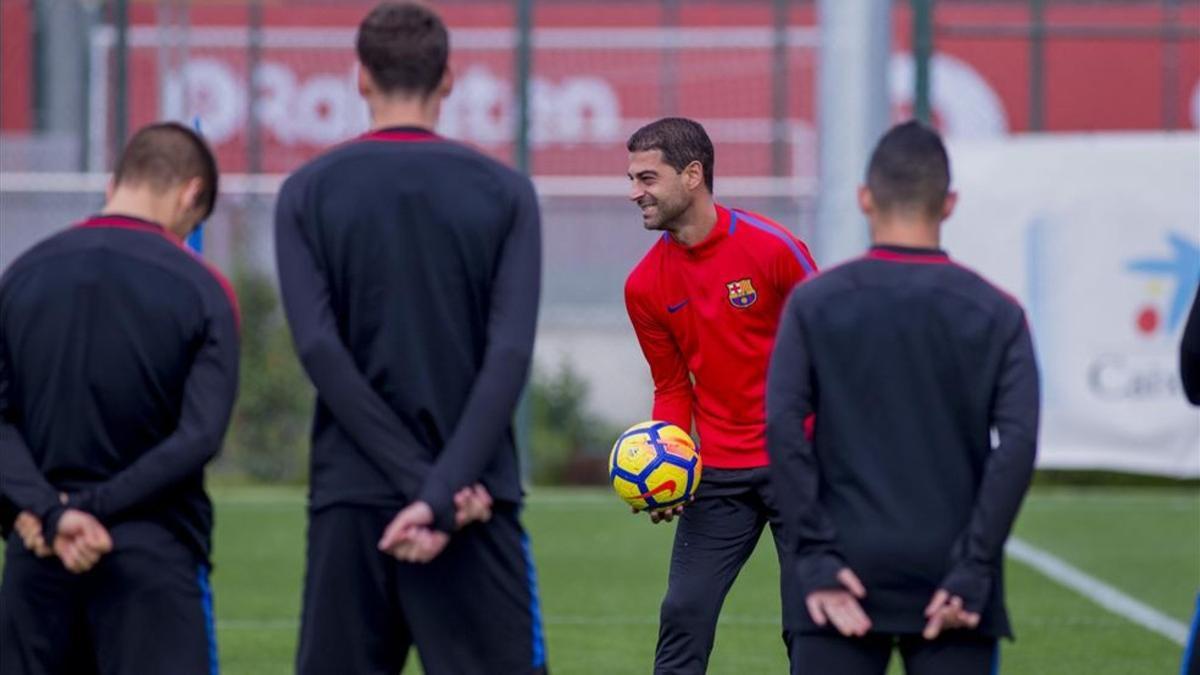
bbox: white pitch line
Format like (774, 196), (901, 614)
(1006, 537), (1189, 646)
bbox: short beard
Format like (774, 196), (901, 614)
(642, 194), (690, 232)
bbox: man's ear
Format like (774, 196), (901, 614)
(437, 65), (454, 100)
(683, 161), (704, 191)
(357, 63), (373, 98)
(180, 177), (204, 215)
(941, 190), (958, 222)
(857, 185), (875, 217)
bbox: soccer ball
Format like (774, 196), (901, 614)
(609, 421), (702, 511)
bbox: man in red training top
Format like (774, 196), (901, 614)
(623, 117), (818, 673)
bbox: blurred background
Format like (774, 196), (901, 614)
(2, 2), (1199, 673)
(1, 0), (1197, 484)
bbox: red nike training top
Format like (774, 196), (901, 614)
(625, 203), (817, 468)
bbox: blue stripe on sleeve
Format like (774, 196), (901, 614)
(733, 210), (816, 275)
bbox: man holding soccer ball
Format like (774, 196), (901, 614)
(624, 117), (819, 673)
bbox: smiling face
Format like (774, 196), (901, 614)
(627, 149), (698, 232)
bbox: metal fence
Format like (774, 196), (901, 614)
(1, 0), (1197, 480)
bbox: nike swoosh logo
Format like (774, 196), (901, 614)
(638, 480), (677, 500)
(667, 300), (689, 313)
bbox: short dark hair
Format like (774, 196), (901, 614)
(627, 117), (715, 193)
(356, 2), (449, 98)
(865, 120), (950, 218)
(113, 122), (218, 219)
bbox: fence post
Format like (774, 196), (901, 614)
(514, 0), (533, 485)
(114, 0), (129, 159)
(246, 0), (263, 175)
(515, 0), (532, 174)
(1029, 0), (1045, 131)
(661, 0), (679, 117)
(815, 0), (889, 265)
(771, 0), (790, 177)
(1161, 0), (1180, 130)
(912, 0), (933, 124)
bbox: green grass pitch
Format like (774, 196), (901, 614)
(4, 485), (1197, 673)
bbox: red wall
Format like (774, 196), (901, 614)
(1, 0), (33, 131)
(2, 1), (1197, 171)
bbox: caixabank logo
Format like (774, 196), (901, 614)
(1088, 232), (1200, 402)
(1127, 233), (1200, 339)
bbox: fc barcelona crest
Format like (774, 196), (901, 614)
(726, 278), (757, 308)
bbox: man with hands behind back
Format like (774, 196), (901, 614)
(275, 3), (547, 673)
(767, 121), (1039, 674)
(0, 122), (238, 675)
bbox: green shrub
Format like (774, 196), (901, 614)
(219, 270), (313, 483)
(528, 362), (622, 485)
